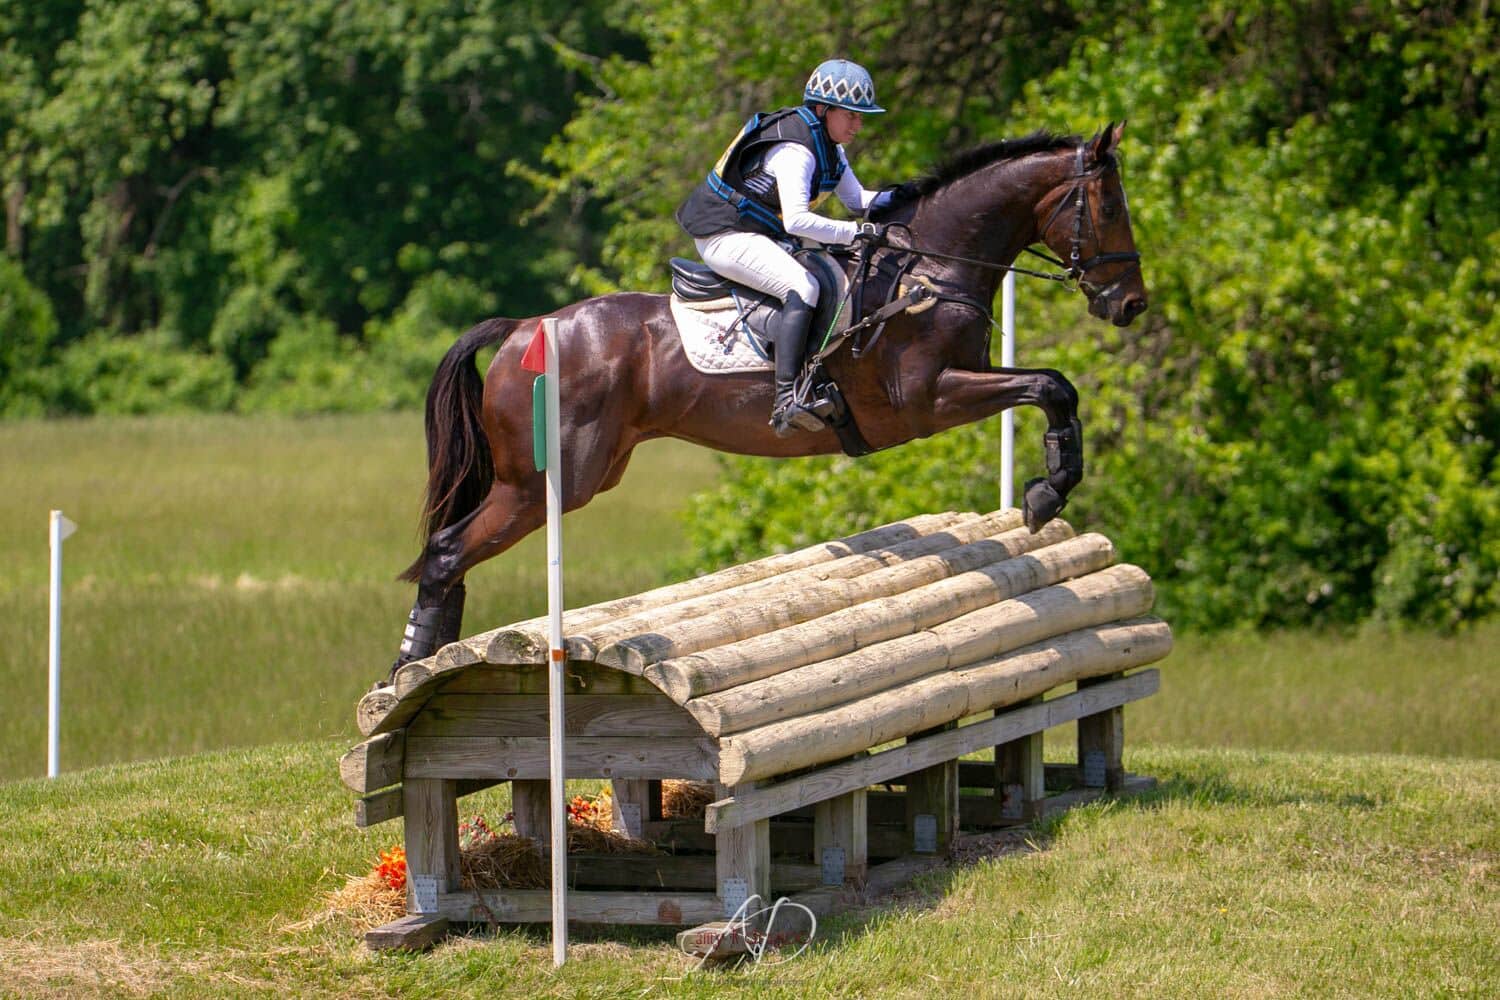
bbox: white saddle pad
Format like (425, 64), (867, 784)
(670, 252), (851, 376)
(670, 294), (775, 375)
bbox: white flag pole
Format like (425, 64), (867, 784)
(542, 317), (568, 967)
(48, 510), (77, 779)
(999, 271), (1017, 510)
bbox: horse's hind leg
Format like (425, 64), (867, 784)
(388, 480), (547, 681)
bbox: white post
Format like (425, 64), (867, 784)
(47, 510), (76, 779)
(999, 271), (1017, 510)
(542, 317), (568, 967)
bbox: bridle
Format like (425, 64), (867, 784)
(875, 141), (1141, 298)
(1035, 143), (1141, 297)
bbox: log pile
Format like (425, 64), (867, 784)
(349, 508), (1171, 790)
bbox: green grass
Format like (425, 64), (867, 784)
(0, 414), (718, 778)
(1, 740), (1494, 997)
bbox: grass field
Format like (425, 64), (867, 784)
(0, 740), (1494, 997)
(2, 414), (1497, 996)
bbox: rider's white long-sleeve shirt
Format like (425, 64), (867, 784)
(763, 142), (890, 245)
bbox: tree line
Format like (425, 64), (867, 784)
(2, 0), (1494, 630)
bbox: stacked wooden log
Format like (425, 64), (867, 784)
(351, 508), (1171, 790)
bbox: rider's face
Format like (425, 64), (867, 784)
(824, 106), (864, 144)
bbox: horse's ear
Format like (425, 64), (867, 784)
(1089, 120), (1126, 165)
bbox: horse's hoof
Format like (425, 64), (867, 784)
(1022, 477), (1066, 533)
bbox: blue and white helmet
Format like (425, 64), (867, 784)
(804, 59), (886, 114)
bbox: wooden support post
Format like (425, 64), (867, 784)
(611, 779), (651, 839)
(511, 779), (552, 848)
(903, 724), (959, 855)
(995, 696), (1045, 821)
(1077, 673), (1126, 791)
(647, 780), (665, 821)
(714, 782), (770, 920)
(403, 778), (459, 914)
(813, 788), (868, 885)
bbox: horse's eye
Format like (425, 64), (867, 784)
(1101, 202), (1120, 221)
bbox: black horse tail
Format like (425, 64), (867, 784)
(398, 317), (519, 583)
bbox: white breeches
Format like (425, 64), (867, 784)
(694, 231), (820, 306)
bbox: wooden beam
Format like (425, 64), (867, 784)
(510, 779), (550, 845)
(814, 788), (868, 884)
(685, 563), (1153, 736)
(610, 779), (651, 839)
(339, 731), (404, 793)
(407, 693), (703, 739)
(364, 913), (450, 952)
(1078, 673), (1127, 790)
(650, 527), (1105, 705)
(562, 853), (823, 893)
(996, 696), (1045, 821)
(404, 778), (460, 913)
(595, 511), (1031, 672)
(903, 724), (959, 856)
(403, 735), (719, 781)
(717, 619), (1171, 785)
(704, 669), (1159, 831)
(438, 889), (723, 926)
(715, 781), (770, 918)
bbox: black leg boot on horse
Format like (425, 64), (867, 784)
(384, 580), (467, 687)
(768, 291), (826, 437)
(1023, 416), (1085, 533)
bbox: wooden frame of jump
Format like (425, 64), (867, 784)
(343, 509), (1170, 950)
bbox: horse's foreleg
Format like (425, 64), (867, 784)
(930, 367), (1082, 532)
(388, 481), (547, 681)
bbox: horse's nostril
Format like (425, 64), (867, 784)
(1124, 296), (1147, 318)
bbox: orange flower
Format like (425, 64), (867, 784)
(373, 845), (407, 891)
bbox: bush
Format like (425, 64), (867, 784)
(39, 332), (238, 416)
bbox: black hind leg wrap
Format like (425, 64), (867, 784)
(399, 603), (446, 662)
(437, 583), (466, 647)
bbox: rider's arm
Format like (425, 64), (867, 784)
(765, 143), (859, 245)
(833, 153), (894, 215)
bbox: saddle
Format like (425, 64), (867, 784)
(668, 249), (872, 455)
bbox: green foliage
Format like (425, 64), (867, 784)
(38, 331), (237, 415)
(661, 0), (1499, 631)
(0, 254), (58, 416)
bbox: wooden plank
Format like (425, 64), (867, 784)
(610, 779), (651, 838)
(404, 735), (719, 781)
(339, 731), (404, 793)
(704, 669), (1159, 831)
(715, 782), (770, 916)
(438, 889), (723, 926)
(564, 853), (823, 893)
(404, 779), (460, 912)
(407, 693), (703, 738)
(433, 663), (660, 696)
(355, 787), (403, 829)
(717, 618), (1171, 784)
(1078, 672), (1126, 790)
(996, 696), (1045, 820)
(903, 724), (959, 856)
(641, 817), (911, 860)
(511, 780), (550, 844)
(364, 913), (450, 952)
(814, 788), (868, 884)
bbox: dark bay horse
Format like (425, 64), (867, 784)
(390, 123), (1147, 672)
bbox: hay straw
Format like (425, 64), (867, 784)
(662, 779), (714, 818)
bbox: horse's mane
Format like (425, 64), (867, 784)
(874, 130), (1081, 217)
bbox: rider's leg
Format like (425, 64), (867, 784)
(694, 232), (823, 433)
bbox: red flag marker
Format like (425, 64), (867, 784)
(520, 320), (547, 373)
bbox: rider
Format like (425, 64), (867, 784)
(676, 59), (892, 436)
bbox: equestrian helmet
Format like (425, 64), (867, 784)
(804, 59), (886, 114)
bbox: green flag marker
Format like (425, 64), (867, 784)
(532, 375), (547, 471)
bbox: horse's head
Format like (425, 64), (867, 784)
(1038, 122), (1148, 327)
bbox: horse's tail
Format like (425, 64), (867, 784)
(398, 317), (519, 583)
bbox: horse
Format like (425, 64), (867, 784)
(388, 122), (1147, 674)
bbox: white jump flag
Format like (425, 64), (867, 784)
(48, 510), (77, 779)
(524, 316), (569, 966)
(1000, 270), (1017, 511)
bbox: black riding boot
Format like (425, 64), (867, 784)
(769, 291), (824, 436)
